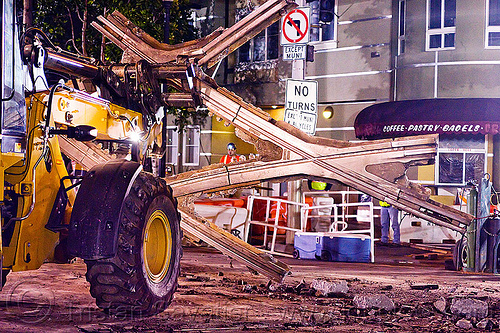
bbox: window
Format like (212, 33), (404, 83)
(309, 0), (335, 43)
(238, 21), (279, 63)
(183, 126), (201, 166)
(436, 135), (486, 186)
(398, 0), (406, 54)
(487, 0), (500, 47)
(166, 127), (179, 165)
(2, 0), (27, 153)
(166, 125), (200, 166)
(426, 0), (456, 50)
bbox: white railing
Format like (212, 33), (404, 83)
(302, 190), (365, 223)
(244, 196), (309, 257)
(244, 193), (376, 262)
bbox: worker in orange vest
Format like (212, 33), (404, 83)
(220, 143), (245, 164)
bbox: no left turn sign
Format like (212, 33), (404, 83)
(281, 7), (310, 45)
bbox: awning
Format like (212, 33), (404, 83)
(354, 98), (500, 140)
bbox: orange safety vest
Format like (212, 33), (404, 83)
(220, 154), (241, 164)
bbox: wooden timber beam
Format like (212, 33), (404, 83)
(57, 137), (290, 282)
(164, 78), (473, 234)
(91, 0), (297, 67)
(88, 0), (472, 237)
(57, 137), (113, 170)
(180, 209), (290, 282)
(167, 140), (468, 233)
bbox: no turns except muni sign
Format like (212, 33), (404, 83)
(283, 44), (306, 60)
(284, 79), (318, 135)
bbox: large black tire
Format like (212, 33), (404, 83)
(452, 237), (467, 271)
(85, 172), (182, 316)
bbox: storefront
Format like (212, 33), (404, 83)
(354, 98), (500, 189)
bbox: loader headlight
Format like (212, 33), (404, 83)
(129, 131), (141, 142)
(50, 125), (98, 142)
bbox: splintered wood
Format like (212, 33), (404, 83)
(167, 79), (472, 233)
(180, 209), (290, 282)
(91, 0), (298, 67)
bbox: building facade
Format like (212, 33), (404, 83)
(208, 0), (500, 198)
(171, 0), (500, 202)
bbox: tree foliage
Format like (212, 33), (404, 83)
(33, 0), (197, 62)
(32, 0), (203, 132)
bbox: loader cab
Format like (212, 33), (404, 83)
(1, 0), (26, 154)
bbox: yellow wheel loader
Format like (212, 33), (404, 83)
(0, 0), (181, 316)
(1, 0), (475, 318)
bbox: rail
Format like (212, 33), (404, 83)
(302, 190), (366, 223)
(244, 196), (309, 257)
(245, 194), (375, 261)
(301, 201), (375, 262)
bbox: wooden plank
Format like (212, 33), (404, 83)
(164, 78), (472, 233)
(179, 208), (290, 282)
(57, 137), (113, 170)
(58, 138), (291, 282)
(409, 243), (453, 255)
(87, 0), (472, 255)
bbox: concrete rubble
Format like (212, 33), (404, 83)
(310, 279), (349, 296)
(477, 318), (496, 330)
(455, 318), (473, 329)
(433, 296), (447, 313)
(450, 297), (489, 319)
(3, 249), (500, 332)
(353, 294), (396, 311)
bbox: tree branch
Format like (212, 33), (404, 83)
(81, 0), (88, 56)
(66, 5), (82, 55)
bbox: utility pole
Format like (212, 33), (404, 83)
(23, 0), (33, 35)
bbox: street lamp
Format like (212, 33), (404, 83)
(163, 0), (174, 43)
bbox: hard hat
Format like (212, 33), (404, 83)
(227, 143), (236, 150)
(310, 181), (327, 190)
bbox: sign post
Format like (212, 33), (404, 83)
(283, 4), (310, 244)
(284, 79), (318, 135)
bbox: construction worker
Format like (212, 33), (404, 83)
(379, 200), (400, 246)
(220, 142), (245, 164)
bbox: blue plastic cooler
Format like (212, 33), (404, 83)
(315, 232), (371, 263)
(293, 232), (318, 259)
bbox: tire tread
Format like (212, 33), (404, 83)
(86, 172), (181, 316)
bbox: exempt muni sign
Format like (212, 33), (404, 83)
(284, 79), (318, 135)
